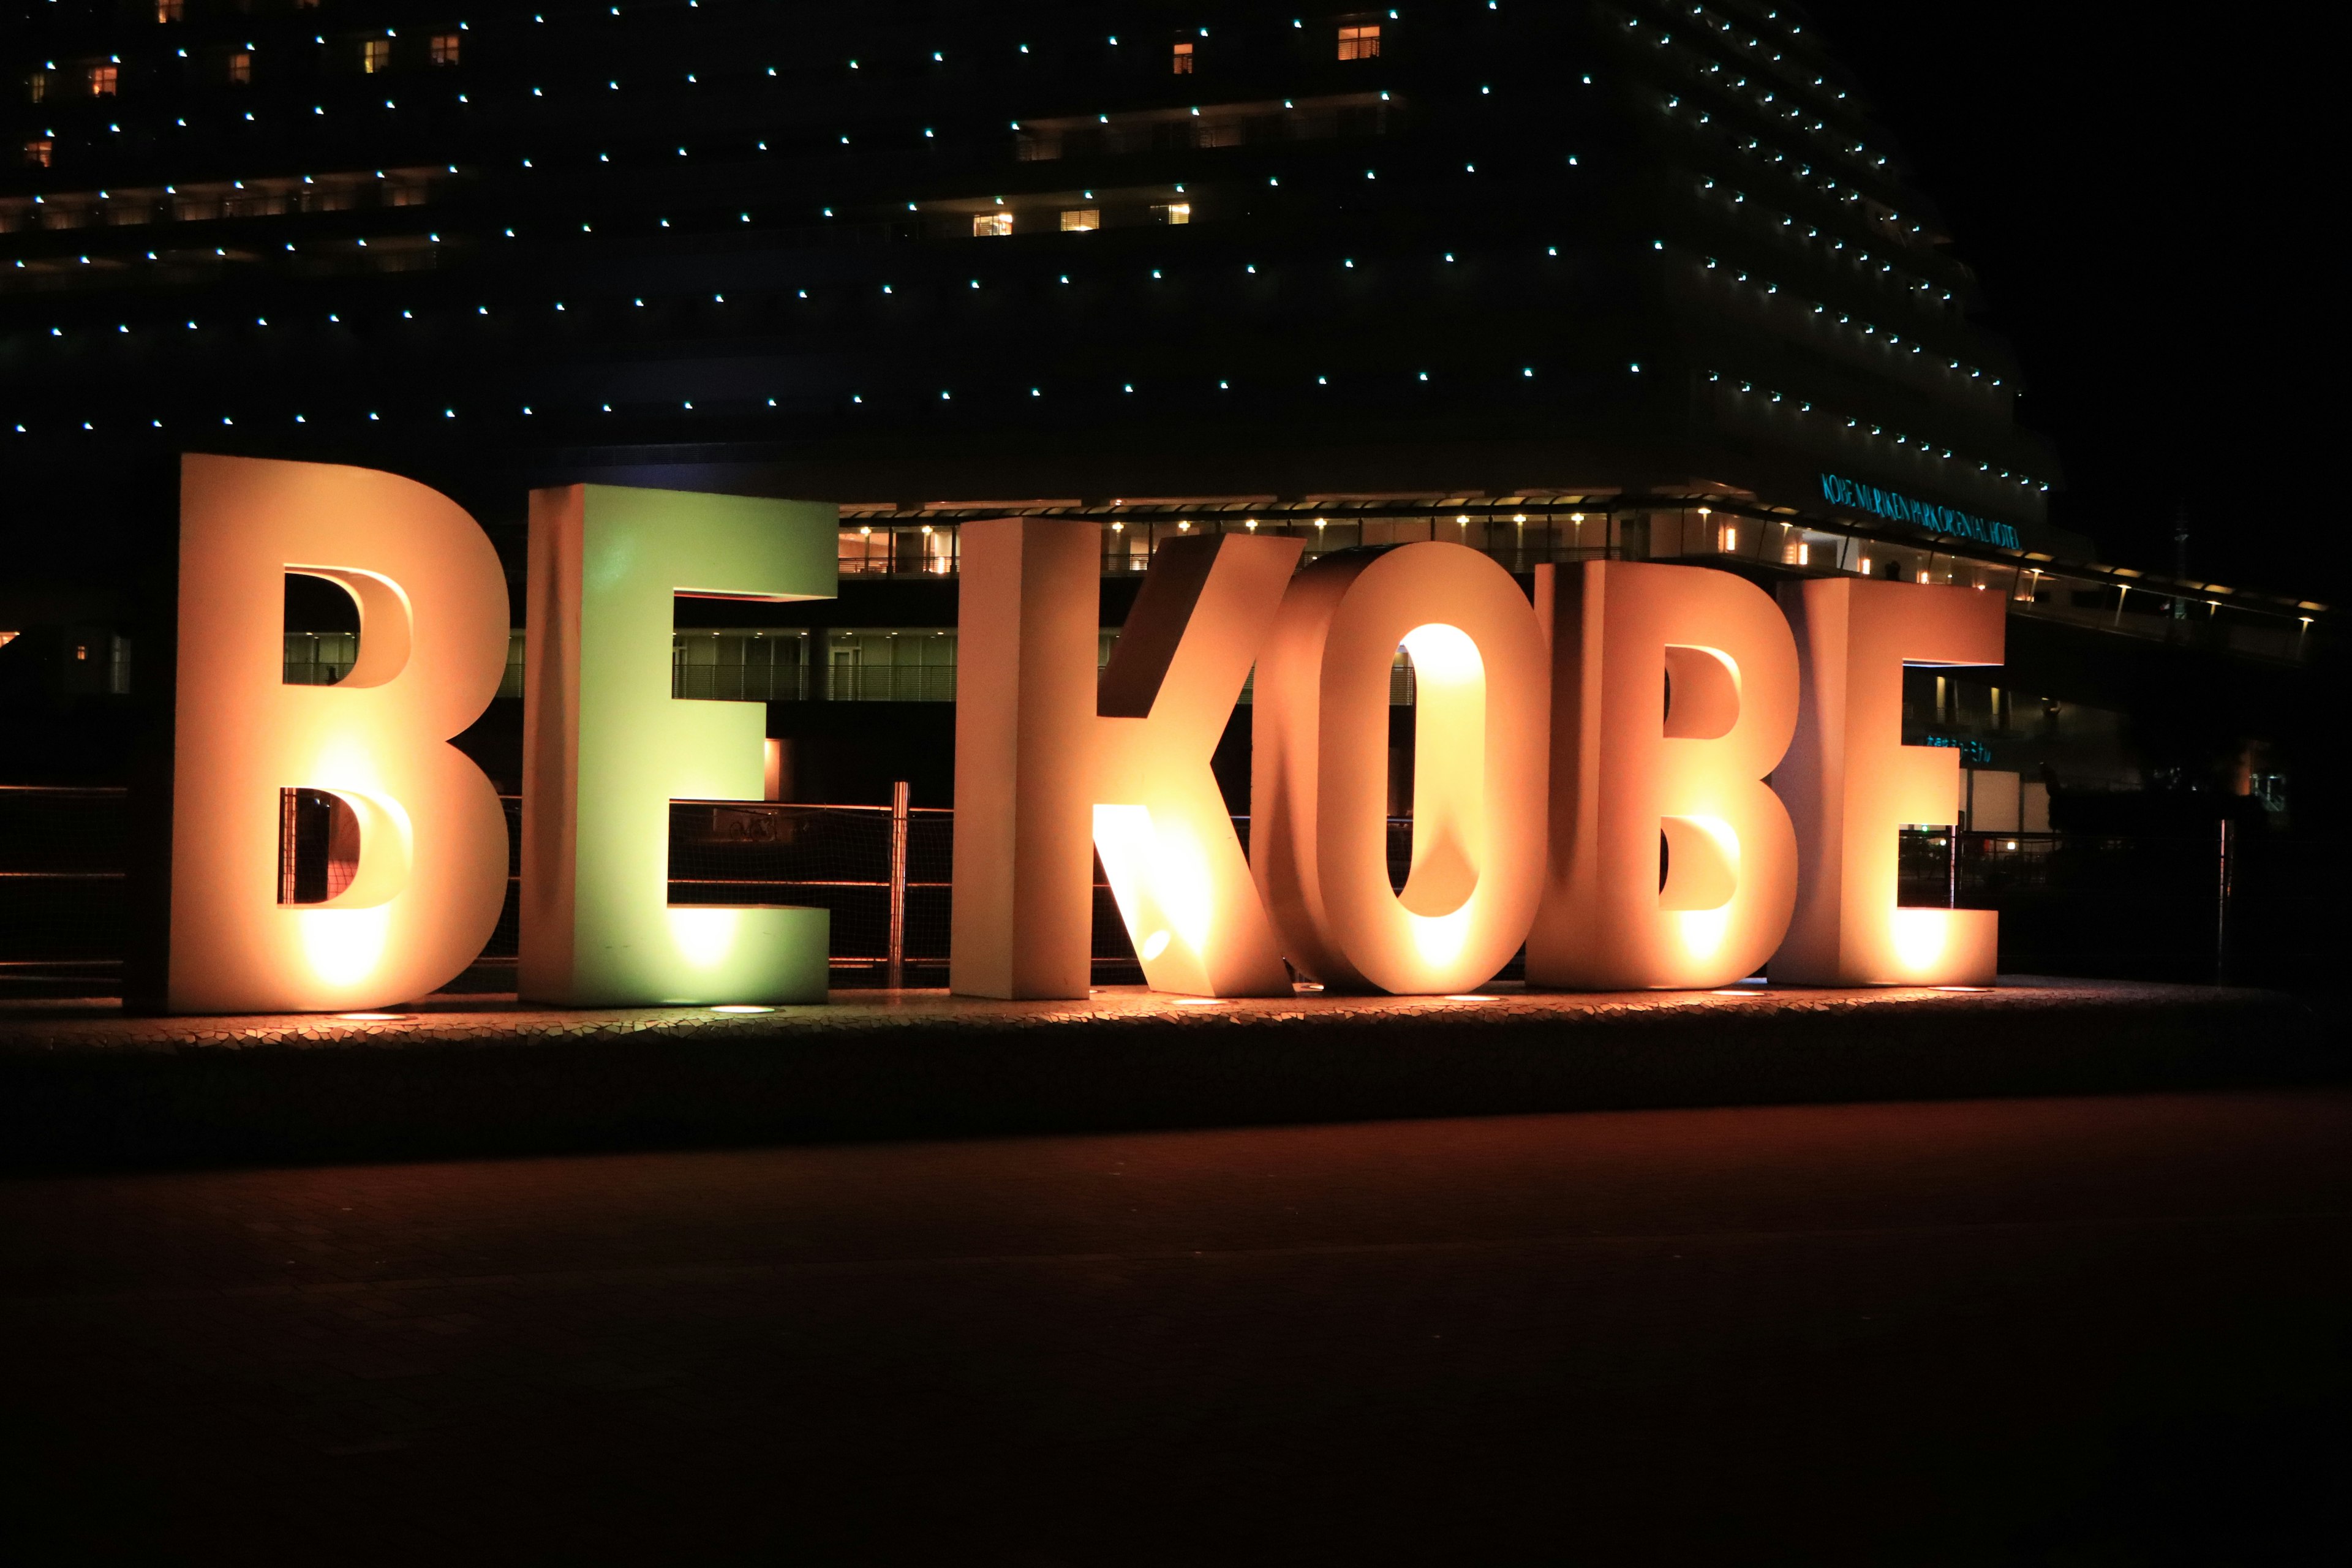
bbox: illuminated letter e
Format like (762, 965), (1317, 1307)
(1770, 578), (2004, 986)
(520, 485), (836, 1006)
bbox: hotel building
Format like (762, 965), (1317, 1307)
(0, 0), (2325, 819)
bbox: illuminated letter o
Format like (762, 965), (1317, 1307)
(1252, 541), (1547, 993)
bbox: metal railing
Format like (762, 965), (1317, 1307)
(671, 661), (812, 703)
(1, 784), (2332, 995)
(815, 665), (957, 703)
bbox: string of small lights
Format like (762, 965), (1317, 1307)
(0, 7), (2042, 499)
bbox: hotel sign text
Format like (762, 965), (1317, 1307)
(1819, 473), (2022, 552)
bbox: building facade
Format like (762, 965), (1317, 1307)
(0, 0), (2326, 815)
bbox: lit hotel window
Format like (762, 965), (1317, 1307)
(363, 37), (392, 74)
(1172, 41), (1194, 75)
(1060, 208), (1100, 232)
(155, 0), (181, 18)
(28, 71), (46, 103)
(89, 64), (118, 96)
(1153, 202), (1192, 225)
(429, 32), (461, 67)
(1338, 24), (1382, 61)
(972, 211), (1012, 237)
(227, 51), (251, 86)
(23, 138), (53, 168)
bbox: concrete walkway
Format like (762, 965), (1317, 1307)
(0, 979), (2337, 1171)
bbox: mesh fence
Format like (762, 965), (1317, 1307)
(1896, 826), (2337, 986)
(0, 786), (2329, 995)
(0, 786), (128, 992)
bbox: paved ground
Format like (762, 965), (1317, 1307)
(0, 976), (2279, 1052)
(2, 1090), (2347, 1564)
(7, 980), (2332, 1171)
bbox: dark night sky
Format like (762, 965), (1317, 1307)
(1803, 2), (2339, 604)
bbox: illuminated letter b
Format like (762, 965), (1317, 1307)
(1527, 561), (1799, 990)
(159, 456), (510, 1013)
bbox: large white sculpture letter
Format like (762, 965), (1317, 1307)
(161, 454), (510, 1013)
(1771, 578), (2005, 986)
(520, 484), (836, 1006)
(1251, 541), (1547, 993)
(1527, 560), (1799, 990)
(951, 520), (1298, 1000)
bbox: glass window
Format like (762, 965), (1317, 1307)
(89, 64), (118, 96)
(1152, 202), (1192, 225)
(22, 138), (52, 168)
(28, 71), (45, 103)
(1172, 42), (1194, 75)
(155, 0), (182, 19)
(839, 528), (891, 575)
(1060, 208), (1099, 232)
(971, 211), (1012, 237)
(227, 52), (251, 86)
(362, 37), (392, 74)
(429, 32), (461, 67)
(1338, 24), (1382, 61)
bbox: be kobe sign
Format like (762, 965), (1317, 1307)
(149, 456), (2002, 1015)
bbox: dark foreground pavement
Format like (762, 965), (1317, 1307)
(3, 1090), (2347, 1565)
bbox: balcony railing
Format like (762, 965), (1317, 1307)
(672, 661), (812, 703)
